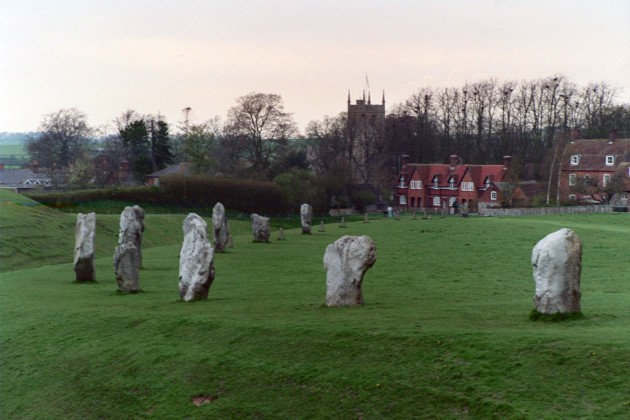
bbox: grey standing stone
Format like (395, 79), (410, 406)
(118, 205), (144, 268)
(74, 212), (96, 282)
(114, 242), (140, 292)
(251, 213), (270, 243)
(179, 213), (215, 301)
(319, 220), (325, 232)
(363, 213), (369, 223)
(531, 228), (582, 314)
(323, 235), (377, 307)
(277, 227), (286, 240)
(212, 202), (230, 253)
(340, 217), (346, 228)
(301, 203), (312, 234)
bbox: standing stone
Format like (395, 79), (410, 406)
(212, 202), (230, 253)
(179, 213), (215, 301)
(531, 228), (582, 314)
(251, 213), (270, 243)
(323, 235), (377, 307)
(114, 242), (140, 292)
(412, 211), (417, 220)
(340, 217), (346, 228)
(319, 220), (326, 232)
(118, 205), (145, 268)
(277, 227), (286, 240)
(364, 213), (369, 223)
(301, 203), (313, 234)
(74, 212), (96, 282)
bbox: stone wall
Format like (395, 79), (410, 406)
(479, 204), (612, 217)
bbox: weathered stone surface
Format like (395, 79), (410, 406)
(212, 202), (230, 253)
(74, 212), (96, 282)
(531, 228), (582, 314)
(301, 203), (312, 234)
(323, 235), (377, 307)
(118, 205), (145, 267)
(251, 213), (270, 243)
(319, 220), (325, 232)
(179, 213), (215, 301)
(114, 242), (140, 292)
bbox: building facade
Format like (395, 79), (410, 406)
(394, 155), (517, 212)
(559, 130), (630, 205)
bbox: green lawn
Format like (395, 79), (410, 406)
(2, 191), (630, 418)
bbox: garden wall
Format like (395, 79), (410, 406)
(479, 205), (613, 217)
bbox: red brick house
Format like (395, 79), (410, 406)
(394, 155), (517, 212)
(559, 130), (630, 205)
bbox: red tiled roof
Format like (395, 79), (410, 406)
(564, 138), (630, 172)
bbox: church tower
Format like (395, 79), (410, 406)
(346, 89), (386, 186)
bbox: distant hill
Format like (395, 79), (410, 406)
(0, 132), (37, 144)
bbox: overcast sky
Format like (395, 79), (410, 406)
(1, 0), (629, 135)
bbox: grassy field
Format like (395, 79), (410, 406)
(2, 190), (630, 418)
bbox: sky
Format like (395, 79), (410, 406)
(1, 0), (629, 135)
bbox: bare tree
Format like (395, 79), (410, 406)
(27, 108), (94, 169)
(226, 92), (297, 178)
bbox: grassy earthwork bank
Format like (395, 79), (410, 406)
(2, 190), (630, 418)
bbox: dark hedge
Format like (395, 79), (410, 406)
(26, 175), (290, 214)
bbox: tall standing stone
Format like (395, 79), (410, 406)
(114, 242), (140, 292)
(74, 212), (96, 282)
(323, 235), (377, 307)
(531, 228), (582, 314)
(212, 202), (230, 253)
(179, 213), (215, 301)
(118, 205), (144, 268)
(251, 213), (270, 243)
(301, 203), (312, 234)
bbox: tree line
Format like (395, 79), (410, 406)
(25, 75), (630, 208)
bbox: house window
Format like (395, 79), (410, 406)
(399, 195), (407, 205)
(460, 181), (474, 191)
(449, 197), (456, 207)
(605, 155), (615, 166)
(490, 191), (497, 201)
(410, 180), (423, 190)
(622, 192), (628, 201)
(570, 155), (580, 165)
(569, 194), (577, 202)
(416, 180), (422, 189)
(583, 174), (591, 186)
(433, 177), (438, 188)
(399, 176), (406, 188)
(568, 173), (576, 186)
(449, 178), (455, 190)
(432, 196), (441, 206)
(603, 174), (611, 187)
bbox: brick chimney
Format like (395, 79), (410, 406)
(609, 129), (618, 144)
(400, 154), (410, 169)
(503, 155), (512, 170)
(570, 129), (580, 142)
(449, 154), (459, 169)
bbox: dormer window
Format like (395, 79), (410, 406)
(605, 155), (614, 166)
(570, 155), (580, 165)
(449, 177), (455, 190)
(399, 176), (405, 188)
(432, 177), (439, 188)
